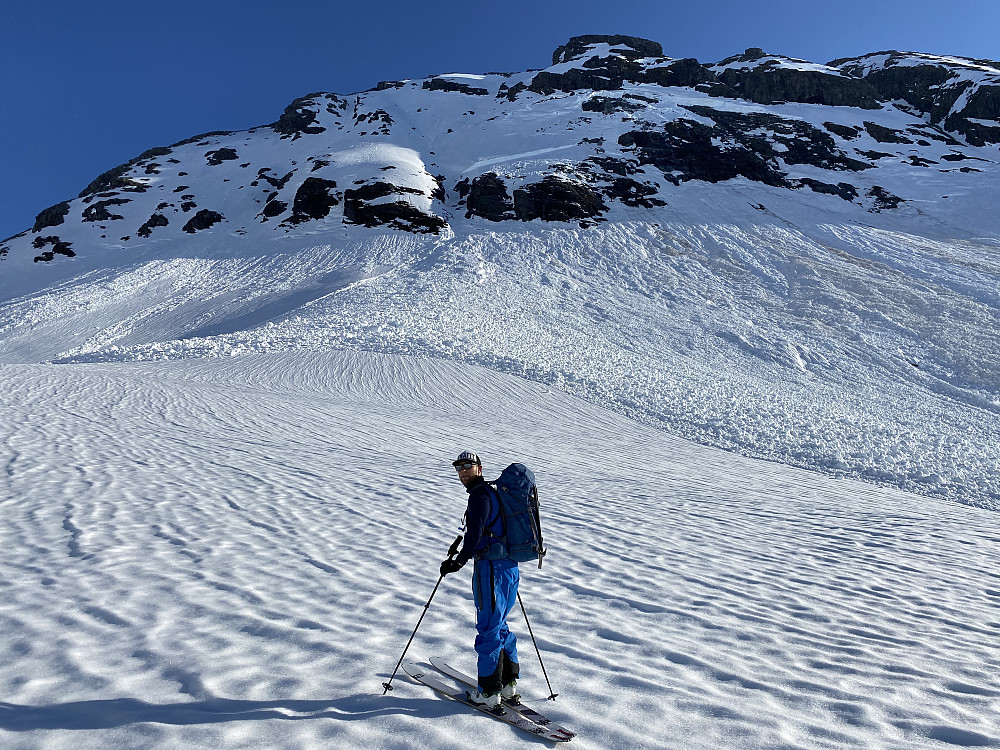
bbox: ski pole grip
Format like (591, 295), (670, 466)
(447, 534), (463, 558)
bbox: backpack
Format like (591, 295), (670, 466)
(483, 463), (547, 568)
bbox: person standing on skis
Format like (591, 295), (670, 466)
(439, 450), (521, 709)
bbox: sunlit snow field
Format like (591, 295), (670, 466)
(2, 351), (998, 749)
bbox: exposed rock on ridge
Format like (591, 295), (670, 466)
(713, 49), (881, 109)
(831, 51), (1000, 144)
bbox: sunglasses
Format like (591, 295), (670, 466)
(455, 462), (478, 471)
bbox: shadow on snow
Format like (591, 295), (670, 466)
(0, 693), (443, 732)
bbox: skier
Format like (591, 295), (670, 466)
(439, 450), (521, 709)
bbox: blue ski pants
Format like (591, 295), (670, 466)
(472, 557), (519, 692)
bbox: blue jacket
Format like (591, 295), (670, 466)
(455, 476), (504, 566)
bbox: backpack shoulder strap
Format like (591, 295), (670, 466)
(483, 481), (506, 539)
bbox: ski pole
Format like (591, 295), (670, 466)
(517, 591), (558, 700)
(382, 534), (463, 695)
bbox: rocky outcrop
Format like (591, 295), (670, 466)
(137, 213), (169, 238)
(512, 176), (606, 222)
(260, 196), (288, 221)
(643, 59), (723, 89)
(32, 201), (71, 232)
(863, 121), (912, 144)
(620, 105), (870, 190)
(271, 93), (346, 138)
(714, 49), (881, 109)
(703, 107), (871, 171)
(799, 179), (859, 201)
(529, 57), (646, 96)
(501, 38), (726, 100)
(824, 122), (863, 140)
(205, 148), (239, 166)
(603, 178), (666, 208)
(465, 173), (515, 221)
(423, 78), (489, 96)
(582, 96), (646, 115)
(181, 209), (224, 233)
(552, 35), (664, 64)
(78, 146), (172, 197)
(832, 52), (1000, 144)
(343, 183), (446, 233)
(286, 178), (340, 224)
(31, 235), (74, 262)
(866, 186), (904, 212)
(255, 169), (295, 190)
(621, 120), (788, 187)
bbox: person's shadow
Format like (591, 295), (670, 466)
(0, 693), (440, 731)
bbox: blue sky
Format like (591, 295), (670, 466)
(2, 0), (997, 242)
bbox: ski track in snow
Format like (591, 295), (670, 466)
(2, 351), (999, 749)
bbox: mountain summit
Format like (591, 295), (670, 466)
(1, 36), (999, 508)
(4, 34), (998, 258)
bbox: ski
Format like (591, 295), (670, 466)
(402, 661), (573, 742)
(428, 656), (575, 741)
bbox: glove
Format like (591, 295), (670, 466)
(440, 558), (463, 577)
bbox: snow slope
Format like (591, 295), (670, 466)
(2, 351), (999, 750)
(2, 210), (999, 508)
(1, 36), (999, 507)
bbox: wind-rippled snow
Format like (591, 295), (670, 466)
(4, 213), (997, 508)
(1, 351), (998, 749)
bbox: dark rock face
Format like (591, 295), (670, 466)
(835, 58), (957, 121)
(824, 122), (863, 140)
(715, 53), (881, 109)
(167, 132), (231, 149)
(465, 173), (515, 221)
(206, 148), (239, 166)
(604, 178), (666, 208)
(353, 101), (393, 134)
(32, 235), (75, 262)
(582, 96), (645, 114)
(799, 179), (859, 201)
(620, 105), (873, 192)
(863, 121), (912, 144)
(867, 186), (903, 212)
(78, 146), (172, 198)
(552, 35), (664, 65)
(512, 176), (606, 222)
(261, 196), (288, 220)
(833, 53), (1000, 144)
(343, 182), (446, 233)
(32, 201), (71, 232)
(286, 177), (340, 224)
(643, 59), (721, 88)
(529, 57), (646, 96)
(182, 209), (224, 233)
(423, 78), (489, 96)
(620, 121), (787, 187)
(271, 94), (342, 138)
(137, 213), (169, 238)
(513, 39), (728, 100)
(700, 107), (871, 171)
(945, 89), (1000, 145)
(257, 169), (295, 190)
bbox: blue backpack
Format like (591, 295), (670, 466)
(483, 463), (547, 568)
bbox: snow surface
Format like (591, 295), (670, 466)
(2, 350), (999, 750)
